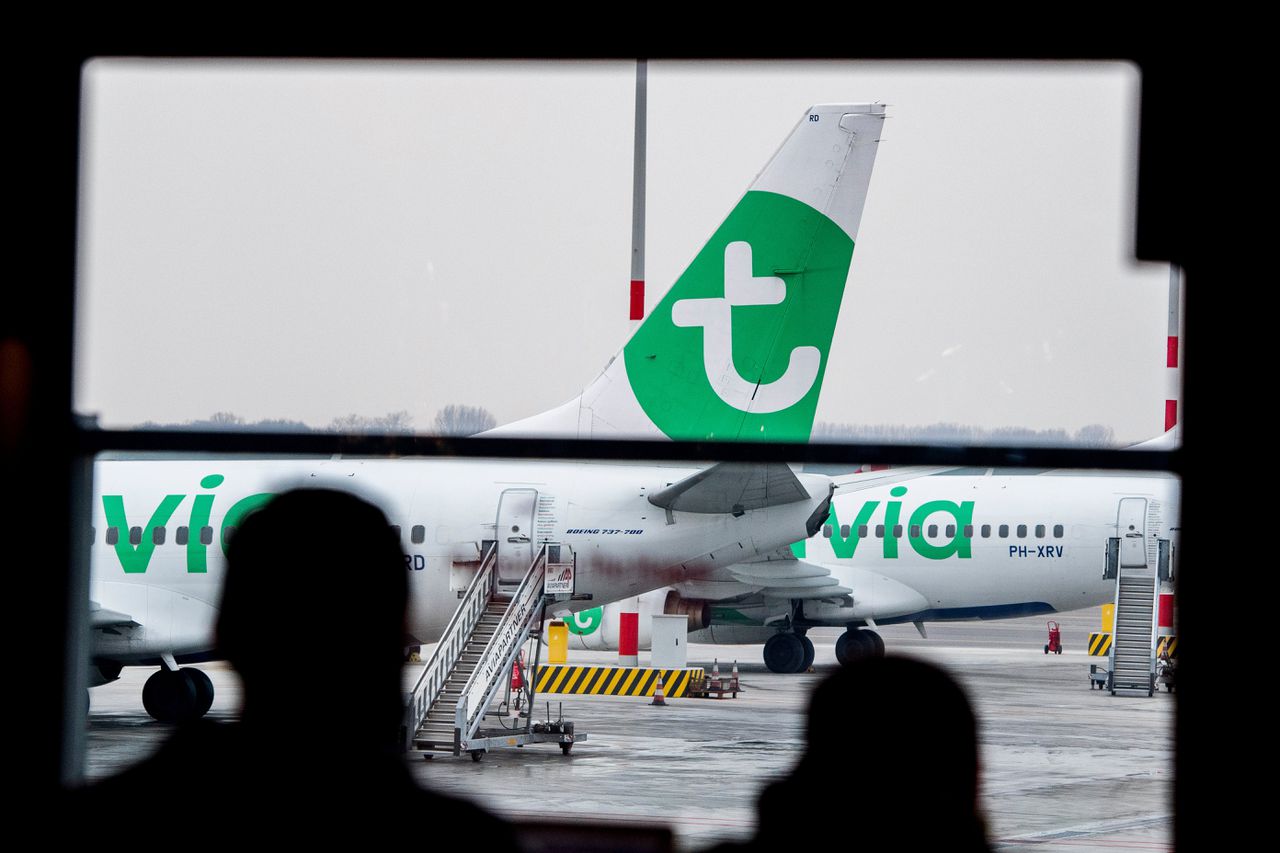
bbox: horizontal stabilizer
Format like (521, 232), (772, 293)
(648, 462), (809, 514)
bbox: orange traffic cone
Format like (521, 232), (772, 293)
(731, 659), (740, 686)
(650, 671), (667, 706)
(712, 658), (721, 684)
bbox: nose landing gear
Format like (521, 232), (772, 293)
(142, 665), (215, 722)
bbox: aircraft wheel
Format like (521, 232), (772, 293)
(799, 635), (815, 672)
(182, 668), (215, 717)
(471, 750), (484, 762)
(142, 668), (199, 723)
(837, 629), (877, 664)
(863, 630), (885, 658)
(763, 633), (805, 673)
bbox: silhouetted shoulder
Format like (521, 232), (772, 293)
(70, 720), (518, 846)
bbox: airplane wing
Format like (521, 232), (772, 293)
(680, 559), (928, 620)
(648, 462), (811, 514)
(727, 557), (852, 599)
(831, 466), (958, 491)
(90, 601), (140, 631)
(678, 550), (852, 601)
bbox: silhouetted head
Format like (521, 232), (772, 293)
(217, 488), (407, 738)
(759, 655), (986, 849)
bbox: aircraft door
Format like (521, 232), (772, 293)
(496, 488), (539, 582)
(1117, 497), (1148, 568)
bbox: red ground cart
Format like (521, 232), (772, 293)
(1044, 620), (1063, 654)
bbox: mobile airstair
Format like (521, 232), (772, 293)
(402, 542), (582, 760)
(1102, 528), (1172, 696)
(1107, 568), (1156, 695)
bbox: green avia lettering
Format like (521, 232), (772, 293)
(790, 487), (975, 561)
(102, 475), (272, 574)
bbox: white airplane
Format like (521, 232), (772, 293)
(558, 457), (1179, 671)
(88, 103), (888, 719)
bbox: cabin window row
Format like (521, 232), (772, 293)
(93, 523), (429, 546)
(820, 523), (1066, 540)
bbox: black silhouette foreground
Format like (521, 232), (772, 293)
(711, 656), (990, 851)
(71, 488), (516, 846)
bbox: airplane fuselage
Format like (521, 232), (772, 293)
(89, 457), (830, 665)
(566, 469), (1179, 651)
(798, 470), (1177, 622)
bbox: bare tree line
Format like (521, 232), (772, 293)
(811, 421), (1117, 447)
(135, 410), (1117, 446)
(137, 404), (496, 437)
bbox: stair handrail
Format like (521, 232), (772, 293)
(401, 542), (498, 752)
(453, 544), (551, 743)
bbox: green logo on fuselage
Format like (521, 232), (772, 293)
(790, 486), (974, 561)
(567, 608), (603, 635)
(102, 474), (272, 574)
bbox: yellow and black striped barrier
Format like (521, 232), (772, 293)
(1157, 635), (1177, 658)
(534, 665), (705, 698)
(1088, 632), (1113, 656)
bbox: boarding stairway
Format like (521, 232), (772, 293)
(1108, 570), (1156, 695)
(1103, 533), (1170, 696)
(402, 542), (579, 758)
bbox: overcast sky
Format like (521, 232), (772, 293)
(75, 59), (1173, 444)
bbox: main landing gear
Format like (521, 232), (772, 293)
(763, 631), (816, 673)
(834, 629), (885, 666)
(142, 665), (215, 723)
(764, 627), (887, 672)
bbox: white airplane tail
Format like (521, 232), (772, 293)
(1129, 423), (1181, 450)
(488, 103), (885, 443)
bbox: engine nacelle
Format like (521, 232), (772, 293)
(553, 588), (711, 651)
(661, 590), (711, 633)
(87, 659), (124, 688)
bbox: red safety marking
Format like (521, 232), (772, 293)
(1164, 400), (1177, 432)
(1158, 594), (1174, 629)
(1166, 336), (1178, 368)
(629, 280), (645, 321)
(618, 611), (639, 656)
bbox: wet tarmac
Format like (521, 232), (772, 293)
(81, 607), (1172, 851)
